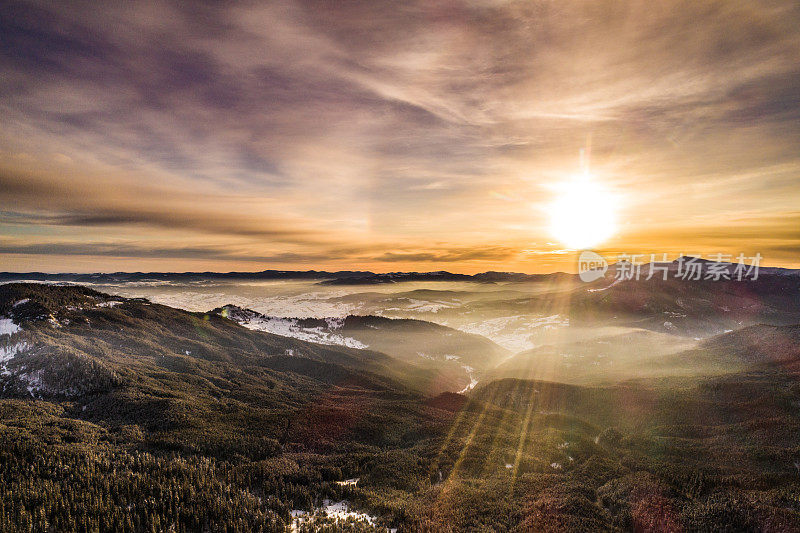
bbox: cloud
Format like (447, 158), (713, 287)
(0, 239), (337, 264)
(374, 246), (518, 263)
(1, 0), (799, 271)
(0, 166), (324, 242)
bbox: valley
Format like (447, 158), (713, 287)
(1, 267), (800, 531)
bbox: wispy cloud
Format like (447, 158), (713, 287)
(1, 0), (799, 272)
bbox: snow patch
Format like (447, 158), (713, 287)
(324, 317), (345, 330)
(322, 500), (376, 525)
(230, 311), (367, 349)
(291, 499), (386, 531)
(0, 318), (21, 336)
(0, 341), (29, 363)
(18, 369), (43, 396)
(459, 365), (478, 394)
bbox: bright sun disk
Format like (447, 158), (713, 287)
(548, 174), (618, 250)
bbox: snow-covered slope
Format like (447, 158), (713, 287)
(213, 305), (368, 348)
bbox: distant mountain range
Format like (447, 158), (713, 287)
(1, 257), (796, 285)
(0, 269), (568, 284)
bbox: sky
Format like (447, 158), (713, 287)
(1, 0), (799, 273)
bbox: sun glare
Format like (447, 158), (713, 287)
(548, 173), (618, 250)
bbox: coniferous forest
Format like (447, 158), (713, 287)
(1, 282), (800, 531)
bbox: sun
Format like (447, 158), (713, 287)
(548, 173), (618, 250)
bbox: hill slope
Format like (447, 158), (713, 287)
(1, 283), (800, 531)
(212, 304), (509, 393)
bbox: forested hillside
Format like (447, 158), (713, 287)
(1, 284), (800, 531)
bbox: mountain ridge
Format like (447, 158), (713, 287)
(2, 256), (797, 285)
